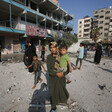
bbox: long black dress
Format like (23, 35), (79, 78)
(41, 45), (45, 61)
(25, 45), (36, 72)
(94, 44), (102, 64)
(0, 45), (1, 62)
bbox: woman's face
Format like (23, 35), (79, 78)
(50, 45), (57, 54)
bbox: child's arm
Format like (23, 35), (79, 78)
(26, 64), (32, 69)
(68, 61), (72, 73)
(41, 64), (46, 72)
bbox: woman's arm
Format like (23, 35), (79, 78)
(46, 55), (56, 76)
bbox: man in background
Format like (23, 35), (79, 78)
(75, 43), (84, 70)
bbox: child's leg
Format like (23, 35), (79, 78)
(38, 71), (43, 83)
(66, 74), (71, 83)
(76, 58), (79, 66)
(34, 71), (37, 84)
(35, 72), (39, 84)
(79, 59), (82, 69)
(65, 74), (69, 80)
(32, 71), (37, 89)
(75, 58), (79, 70)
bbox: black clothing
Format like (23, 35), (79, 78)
(0, 45), (1, 62)
(94, 44), (102, 64)
(25, 45), (36, 72)
(41, 46), (45, 61)
(23, 45), (28, 66)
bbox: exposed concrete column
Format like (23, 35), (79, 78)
(28, 0), (31, 8)
(9, 3), (12, 28)
(51, 11), (53, 19)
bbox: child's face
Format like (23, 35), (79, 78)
(60, 48), (67, 55)
(33, 56), (37, 61)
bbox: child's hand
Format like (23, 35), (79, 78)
(25, 67), (28, 69)
(70, 68), (72, 73)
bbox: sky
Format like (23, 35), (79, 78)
(58, 0), (112, 33)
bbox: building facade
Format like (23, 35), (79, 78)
(78, 16), (92, 40)
(0, 0), (74, 54)
(93, 7), (112, 42)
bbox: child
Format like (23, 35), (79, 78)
(26, 55), (46, 89)
(57, 44), (72, 83)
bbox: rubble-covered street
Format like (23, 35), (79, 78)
(0, 55), (112, 112)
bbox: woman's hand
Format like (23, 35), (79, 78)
(56, 72), (64, 78)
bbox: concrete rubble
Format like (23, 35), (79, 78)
(0, 52), (112, 112)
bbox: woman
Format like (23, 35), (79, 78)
(23, 44), (28, 66)
(46, 42), (69, 112)
(41, 44), (45, 62)
(25, 41), (36, 73)
(94, 42), (102, 64)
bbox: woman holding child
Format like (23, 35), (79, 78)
(46, 42), (69, 112)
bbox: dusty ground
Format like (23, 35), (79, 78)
(0, 53), (112, 112)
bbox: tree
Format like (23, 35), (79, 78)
(90, 28), (100, 43)
(57, 32), (78, 47)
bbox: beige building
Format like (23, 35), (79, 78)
(93, 7), (112, 41)
(78, 16), (92, 40)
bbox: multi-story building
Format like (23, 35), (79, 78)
(93, 7), (112, 41)
(78, 16), (92, 40)
(0, 0), (74, 54)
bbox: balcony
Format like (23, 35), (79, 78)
(84, 31), (90, 34)
(84, 22), (91, 25)
(2, 0), (74, 31)
(105, 19), (110, 23)
(105, 13), (111, 17)
(84, 26), (91, 30)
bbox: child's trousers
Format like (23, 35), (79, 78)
(34, 71), (41, 84)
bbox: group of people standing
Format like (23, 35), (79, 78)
(24, 40), (106, 112)
(24, 41), (46, 89)
(24, 41), (71, 112)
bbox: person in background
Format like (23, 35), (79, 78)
(23, 44), (28, 66)
(26, 55), (46, 89)
(84, 45), (87, 59)
(41, 44), (46, 62)
(47, 41), (69, 112)
(94, 42), (102, 65)
(25, 41), (36, 74)
(75, 43), (84, 70)
(0, 44), (3, 62)
(0, 44), (2, 62)
(107, 45), (111, 57)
